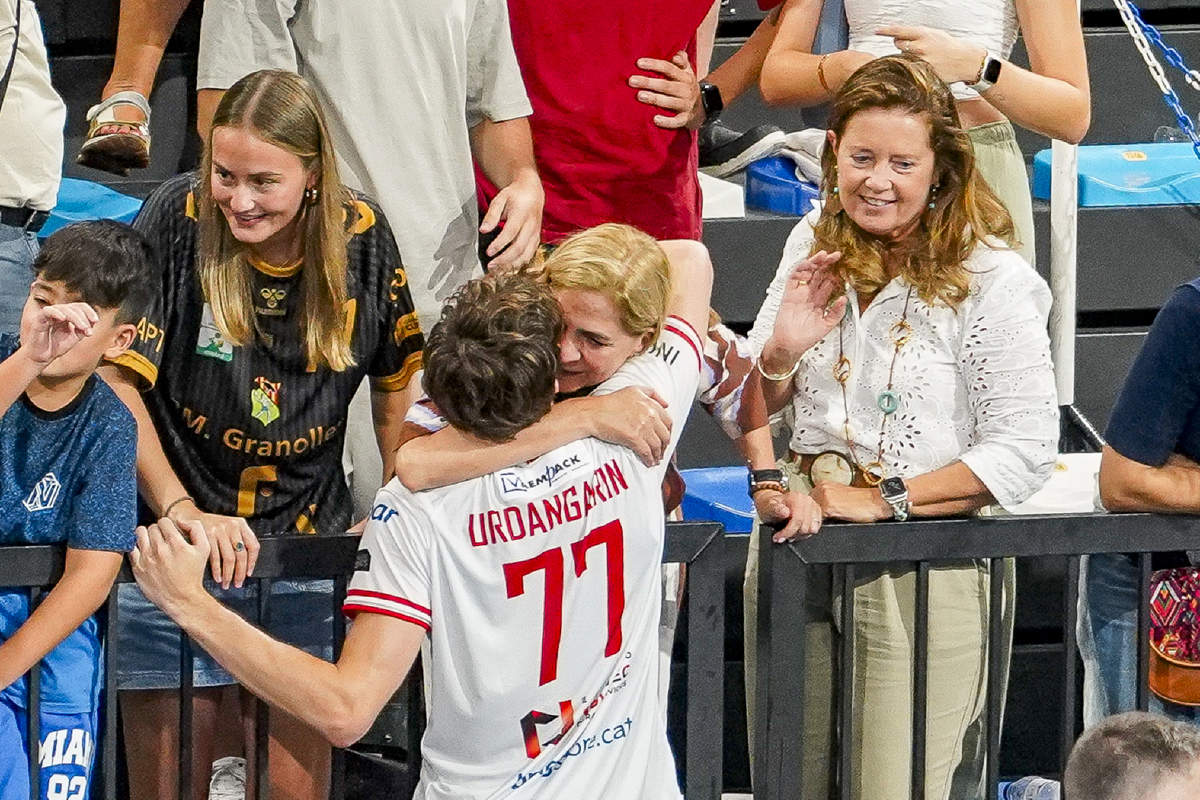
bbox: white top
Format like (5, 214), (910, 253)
(0, 0), (65, 211)
(747, 213), (1058, 509)
(844, 0), (1019, 101)
(196, 0), (533, 328)
(347, 318), (703, 800)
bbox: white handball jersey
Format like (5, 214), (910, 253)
(345, 317), (702, 800)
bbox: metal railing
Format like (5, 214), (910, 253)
(752, 510), (1200, 800)
(5, 521), (724, 800)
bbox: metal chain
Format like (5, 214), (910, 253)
(1113, 0), (1200, 159)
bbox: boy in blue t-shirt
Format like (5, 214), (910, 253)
(0, 221), (154, 800)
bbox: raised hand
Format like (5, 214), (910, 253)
(23, 302), (100, 366)
(762, 251), (847, 367)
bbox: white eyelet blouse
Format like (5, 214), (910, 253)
(745, 212), (1059, 510)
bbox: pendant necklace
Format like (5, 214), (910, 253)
(832, 286), (914, 486)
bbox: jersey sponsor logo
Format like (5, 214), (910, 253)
(196, 303), (234, 362)
(39, 726), (93, 769)
(510, 716), (635, 789)
(496, 449), (588, 497)
(370, 503), (399, 523)
(256, 287), (288, 316)
(23, 473), (61, 512)
(470, 460), (629, 548)
(250, 376), (282, 427)
(222, 423), (339, 457)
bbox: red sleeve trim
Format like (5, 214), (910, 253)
(342, 605), (432, 632)
(664, 317), (703, 372)
(346, 588), (431, 616)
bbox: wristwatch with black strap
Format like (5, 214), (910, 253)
(699, 80), (723, 122)
(748, 467), (788, 497)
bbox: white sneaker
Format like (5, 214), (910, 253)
(209, 756), (247, 800)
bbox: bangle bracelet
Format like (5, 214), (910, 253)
(162, 495), (194, 518)
(817, 54), (833, 96)
(756, 357), (801, 383)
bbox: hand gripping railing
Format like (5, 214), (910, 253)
(5, 521), (724, 800)
(752, 511), (1200, 800)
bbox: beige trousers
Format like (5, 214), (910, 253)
(743, 460), (1014, 800)
(970, 120), (1036, 268)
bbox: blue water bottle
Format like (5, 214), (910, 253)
(1002, 776), (1061, 800)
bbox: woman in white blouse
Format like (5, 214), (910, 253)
(758, 0), (1090, 267)
(739, 55), (1058, 799)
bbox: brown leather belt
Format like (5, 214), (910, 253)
(790, 450), (877, 489)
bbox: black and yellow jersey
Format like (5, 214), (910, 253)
(112, 174), (423, 537)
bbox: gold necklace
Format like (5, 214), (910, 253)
(833, 286), (914, 486)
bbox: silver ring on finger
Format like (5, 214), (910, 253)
(234, 541), (245, 552)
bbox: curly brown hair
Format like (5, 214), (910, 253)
(815, 54), (1016, 308)
(423, 274), (565, 442)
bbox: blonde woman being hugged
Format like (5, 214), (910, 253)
(100, 70), (424, 800)
(739, 56), (1058, 800)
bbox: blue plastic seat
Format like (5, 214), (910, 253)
(680, 466), (755, 534)
(40, 178), (144, 238)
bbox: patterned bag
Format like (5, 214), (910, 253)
(1149, 567), (1200, 705)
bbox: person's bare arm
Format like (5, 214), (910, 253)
(130, 518), (421, 747)
(760, 0), (872, 105)
(370, 380), (415, 486)
(98, 363), (259, 588)
(469, 116), (544, 269)
(1099, 447), (1200, 513)
(395, 389), (672, 491)
(0, 549), (122, 691)
(810, 461), (995, 522)
(703, 2), (783, 102)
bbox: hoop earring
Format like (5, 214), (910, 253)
(303, 186), (320, 206)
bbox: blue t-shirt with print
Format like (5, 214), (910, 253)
(0, 334), (137, 713)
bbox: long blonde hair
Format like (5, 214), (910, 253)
(195, 69), (355, 370)
(816, 55), (1015, 308)
(531, 223), (671, 345)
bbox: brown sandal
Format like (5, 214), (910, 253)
(76, 91), (152, 176)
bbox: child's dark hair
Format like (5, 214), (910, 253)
(423, 273), (564, 442)
(34, 220), (156, 324)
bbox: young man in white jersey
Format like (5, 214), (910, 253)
(129, 262), (712, 798)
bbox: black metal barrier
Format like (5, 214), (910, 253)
(3, 521), (724, 800)
(752, 511), (1200, 800)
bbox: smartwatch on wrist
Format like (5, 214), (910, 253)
(699, 81), (724, 122)
(968, 51), (1003, 93)
(878, 477), (910, 521)
(748, 468), (788, 497)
